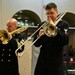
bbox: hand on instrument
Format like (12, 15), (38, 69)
(47, 17), (54, 25)
(39, 29), (44, 37)
(8, 33), (12, 40)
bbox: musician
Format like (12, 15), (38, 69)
(34, 2), (69, 75)
(6, 18), (24, 52)
(0, 30), (18, 75)
(6, 18), (24, 75)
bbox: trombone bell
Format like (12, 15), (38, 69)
(43, 23), (58, 37)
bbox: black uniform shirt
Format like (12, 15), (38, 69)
(0, 38), (18, 64)
(34, 20), (69, 65)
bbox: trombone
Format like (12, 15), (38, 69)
(15, 11), (67, 57)
(9, 26), (29, 35)
(0, 26), (29, 44)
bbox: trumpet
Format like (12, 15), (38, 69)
(15, 11), (67, 57)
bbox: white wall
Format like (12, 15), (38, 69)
(1, 0), (43, 29)
(18, 40), (32, 75)
(0, 0), (3, 29)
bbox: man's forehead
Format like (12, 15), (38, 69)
(7, 22), (15, 26)
(7, 23), (12, 26)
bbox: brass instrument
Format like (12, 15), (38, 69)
(0, 30), (10, 44)
(15, 11), (67, 57)
(9, 26), (29, 50)
(0, 26), (29, 44)
(9, 26), (29, 35)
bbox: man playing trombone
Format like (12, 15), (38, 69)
(34, 2), (69, 75)
(0, 30), (19, 75)
(6, 18), (24, 53)
(6, 18), (25, 75)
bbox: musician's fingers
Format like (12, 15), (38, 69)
(39, 29), (44, 36)
(47, 17), (54, 25)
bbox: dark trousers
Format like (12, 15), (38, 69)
(34, 64), (64, 75)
